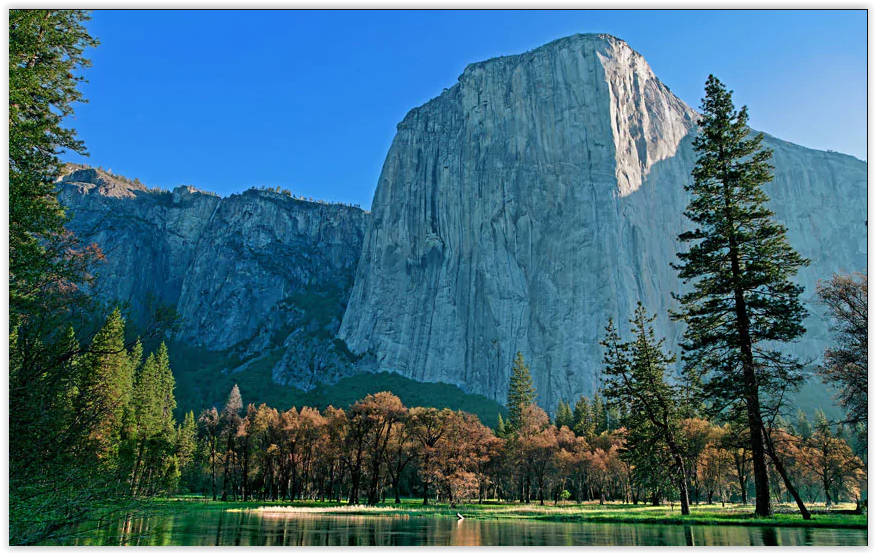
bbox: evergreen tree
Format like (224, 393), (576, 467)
(572, 395), (594, 439)
(122, 341), (180, 496)
(154, 342), (177, 431)
(75, 308), (132, 467)
(176, 411), (199, 491)
(554, 400), (574, 430)
(794, 409), (813, 441)
(507, 351), (536, 432)
(496, 413), (508, 439)
(601, 306), (691, 515)
(672, 75), (809, 517)
(814, 409), (831, 436)
(9, 10), (99, 325)
(592, 393), (608, 435)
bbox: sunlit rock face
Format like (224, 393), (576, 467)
(59, 168), (369, 389)
(340, 33), (867, 408)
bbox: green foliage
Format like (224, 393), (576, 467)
(123, 341), (180, 496)
(10, 305), (190, 543)
(166, 339), (507, 428)
(572, 395), (595, 438)
(794, 409), (813, 441)
(75, 308), (132, 466)
(672, 74), (809, 410)
(507, 351), (537, 432)
(9, 10), (100, 324)
(553, 400), (574, 430)
(591, 392), (608, 434)
(672, 75), (810, 517)
(496, 413), (508, 438)
(601, 304), (691, 513)
(176, 411), (199, 491)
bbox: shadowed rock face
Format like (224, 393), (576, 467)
(339, 34), (867, 408)
(59, 168), (369, 389)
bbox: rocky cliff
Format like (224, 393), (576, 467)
(339, 34), (868, 409)
(59, 166), (369, 389)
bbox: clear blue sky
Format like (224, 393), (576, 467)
(65, 9), (867, 208)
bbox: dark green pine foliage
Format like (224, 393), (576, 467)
(495, 413), (507, 438)
(671, 75), (809, 517)
(794, 409), (813, 441)
(591, 393), (608, 435)
(506, 351), (537, 432)
(601, 305), (691, 515)
(572, 395), (595, 439)
(554, 400), (574, 430)
(9, 10), (99, 325)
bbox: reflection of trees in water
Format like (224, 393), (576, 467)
(66, 511), (865, 546)
(683, 525), (695, 546)
(761, 527), (780, 546)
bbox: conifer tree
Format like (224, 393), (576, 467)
(554, 400), (574, 430)
(9, 10), (99, 325)
(154, 342), (177, 431)
(176, 411), (198, 488)
(592, 393), (607, 435)
(672, 75), (809, 517)
(496, 413), (507, 438)
(572, 395), (594, 439)
(507, 351), (536, 432)
(794, 409), (813, 441)
(601, 306), (691, 515)
(75, 308), (132, 467)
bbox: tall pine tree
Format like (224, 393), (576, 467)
(672, 75), (809, 517)
(75, 308), (132, 467)
(506, 351), (536, 432)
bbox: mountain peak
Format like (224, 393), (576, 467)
(59, 164), (149, 199)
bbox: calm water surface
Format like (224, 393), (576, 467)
(57, 510), (866, 546)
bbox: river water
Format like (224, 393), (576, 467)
(54, 510), (867, 546)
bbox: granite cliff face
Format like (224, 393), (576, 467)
(60, 33), (866, 409)
(339, 34), (867, 408)
(59, 167), (369, 389)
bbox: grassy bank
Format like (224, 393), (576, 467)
(151, 497), (866, 530)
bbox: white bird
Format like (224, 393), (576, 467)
(457, 513), (465, 520)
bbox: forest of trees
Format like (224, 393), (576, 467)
(169, 347), (864, 514)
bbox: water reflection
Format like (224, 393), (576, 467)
(55, 510), (867, 546)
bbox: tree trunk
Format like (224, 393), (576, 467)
(762, 425), (811, 520)
(726, 189), (772, 517)
(211, 449), (217, 501)
(674, 455), (691, 516)
(422, 452), (431, 505)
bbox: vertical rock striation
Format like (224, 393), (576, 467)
(339, 34), (867, 408)
(59, 167), (369, 389)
